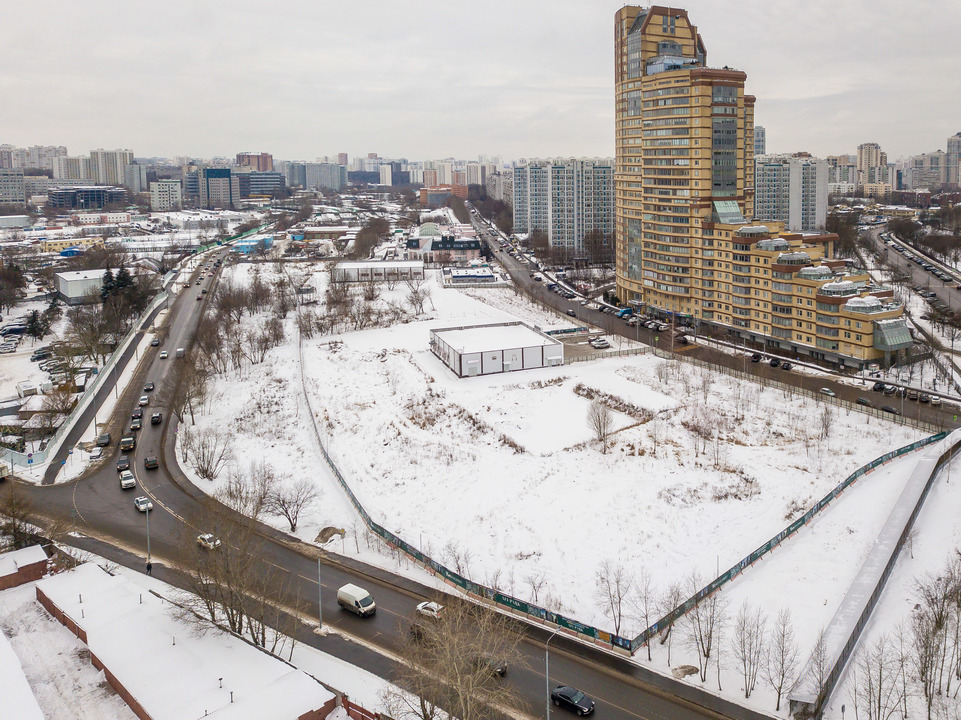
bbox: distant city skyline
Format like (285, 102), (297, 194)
(1, 1), (959, 162)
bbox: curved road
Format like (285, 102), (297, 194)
(7, 248), (771, 720)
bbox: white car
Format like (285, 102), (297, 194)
(119, 470), (136, 489)
(139, 396), (149, 406)
(196, 533), (221, 550)
(134, 496), (153, 512)
(159, 350), (169, 359)
(415, 601), (444, 620)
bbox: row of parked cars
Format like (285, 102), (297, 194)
(871, 381), (943, 406)
(750, 353), (794, 371)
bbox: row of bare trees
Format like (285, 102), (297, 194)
(593, 561), (801, 712)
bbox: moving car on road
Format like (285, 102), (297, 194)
(134, 496), (153, 512)
(415, 601), (444, 620)
(819, 388), (837, 397)
(197, 533), (221, 550)
(119, 471), (136, 490)
(551, 685), (595, 715)
(143, 456), (159, 470)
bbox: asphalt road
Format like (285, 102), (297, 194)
(8, 248), (764, 720)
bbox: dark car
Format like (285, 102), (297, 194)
(780, 362), (793, 371)
(144, 456), (159, 470)
(151, 412), (162, 425)
(769, 357), (781, 368)
(116, 455), (130, 471)
(566, 309), (576, 317)
(96, 433), (111, 447)
(856, 397), (873, 407)
(131, 408), (143, 420)
(150, 338), (160, 347)
(143, 381), (155, 392)
(470, 655), (507, 677)
(129, 418), (142, 432)
(872, 381), (886, 392)
(881, 405), (902, 416)
(751, 353), (762, 362)
(551, 685), (595, 715)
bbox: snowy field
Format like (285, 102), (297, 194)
(162, 260), (961, 716)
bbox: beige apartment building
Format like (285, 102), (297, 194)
(613, 6), (911, 367)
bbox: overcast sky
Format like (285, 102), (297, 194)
(2, 1), (959, 164)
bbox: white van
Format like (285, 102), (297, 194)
(176, 347), (186, 358)
(337, 583), (376, 617)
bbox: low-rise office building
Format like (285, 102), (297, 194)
(430, 322), (565, 377)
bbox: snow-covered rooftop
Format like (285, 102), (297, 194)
(54, 269), (109, 282)
(36, 564), (335, 720)
(432, 322), (560, 354)
(0, 628), (43, 720)
(0, 545), (47, 579)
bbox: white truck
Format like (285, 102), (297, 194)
(337, 583), (376, 617)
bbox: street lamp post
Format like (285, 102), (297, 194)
(546, 627), (561, 719)
(145, 505), (151, 566)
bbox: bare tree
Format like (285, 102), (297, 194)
(185, 429), (232, 481)
(0, 482), (35, 549)
(686, 572), (725, 682)
(660, 581), (685, 666)
(630, 568), (658, 661)
(382, 600), (528, 720)
(265, 478), (321, 532)
(216, 461), (273, 521)
(362, 277), (380, 302)
(595, 560), (632, 636)
(587, 399), (614, 454)
(849, 634), (908, 720)
(762, 608), (800, 712)
(648, 412), (663, 457)
(811, 627), (831, 701)
(406, 278), (429, 315)
(732, 601), (767, 698)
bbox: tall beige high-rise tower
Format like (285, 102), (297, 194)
(614, 6), (755, 318)
(613, 6), (912, 367)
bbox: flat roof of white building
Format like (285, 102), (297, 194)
(55, 269), (109, 282)
(335, 260), (423, 270)
(433, 323), (559, 354)
(36, 564), (334, 720)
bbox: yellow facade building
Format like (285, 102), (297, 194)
(613, 6), (911, 366)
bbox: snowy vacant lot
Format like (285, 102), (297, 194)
(174, 260), (961, 717)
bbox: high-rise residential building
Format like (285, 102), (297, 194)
(902, 151), (947, 191)
(150, 179), (183, 211)
(945, 132), (961, 187)
(27, 145), (67, 170)
(286, 162), (307, 188)
(304, 163), (346, 192)
(124, 163), (148, 193)
(485, 170), (514, 207)
(379, 165), (393, 186)
(613, 6), (911, 367)
(235, 152), (273, 172)
(52, 155), (93, 180)
(0, 145), (13, 169)
(754, 125), (766, 156)
(90, 149), (134, 185)
(856, 142), (891, 195)
(754, 154), (828, 231)
(0, 169), (27, 204)
(337, 153), (348, 166)
(513, 158), (614, 257)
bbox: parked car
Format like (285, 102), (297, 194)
(565, 309), (576, 317)
(133, 496), (153, 512)
(931, 396), (942, 407)
(769, 358), (781, 368)
(881, 405), (902, 415)
(751, 353), (762, 363)
(907, 390), (919, 401)
(780, 362), (793, 371)
(919, 393), (931, 403)
(872, 381), (886, 392)
(550, 686), (595, 715)
(96, 433), (111, 447)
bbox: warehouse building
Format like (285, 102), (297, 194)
(430, 322), (564, 378)
(331, 260), (424, 283)
(54, 269), (109, 304)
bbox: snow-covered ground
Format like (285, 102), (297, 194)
(165, 259), (961, 717)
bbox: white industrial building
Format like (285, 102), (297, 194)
(430, 322), (564, 378)
(331, 260), (424, 283)
(54, 269), (109, 304)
